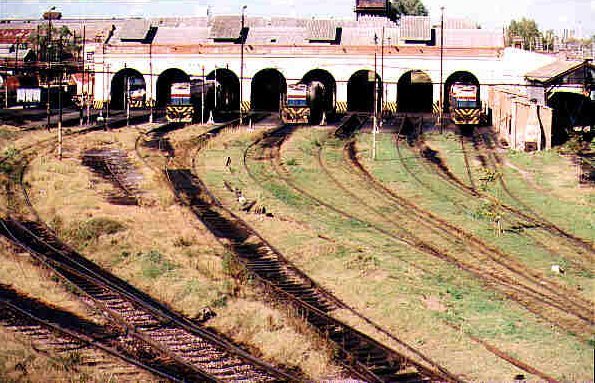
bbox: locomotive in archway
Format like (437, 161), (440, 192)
(281, 81), (332, 125)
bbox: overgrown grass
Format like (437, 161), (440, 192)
(66, 217), (127, 246)
(22, 125), (341, 380)
(194, 126), (593, 381)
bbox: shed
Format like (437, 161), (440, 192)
(525, 60), (594, 145)
(525, 59), (595, 102)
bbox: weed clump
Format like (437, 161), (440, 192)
(139, 250), (176, 279)
(68, 217), (126, 244)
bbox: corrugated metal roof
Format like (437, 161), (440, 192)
(443, 18), (479, 29)
(153, 27), (210, 45)
(247, 27), (305, 45)
(340, 26), (399, 46)
(399, 16), (430, 41)
(436, 29), (504, 48)
(525, 60), (589, 83)
(306, 20), (337, 41)
(118, 19), (152, 41)
(209, 16), (242, 40)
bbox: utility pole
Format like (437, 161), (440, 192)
(372, 33), (378, 161)
(80, 25), (85, 126)
(381, 27), (386, 121)
(126, 76), (130, 126)
(58, 66), (63, 160)
(4, 73), (7, 109)
(83, 25), (90, 125)
(14, 38), (19, 73)
(58, 35), (63, 160)
(105, 63), (110, 130)
(201, 66), (205, 124)
(149, 41), (153, 123)
(239, 5), (246, 124)
(214, 66), (217, 111)
(439, 6), (445, 134)
(46, 6), (55, 131)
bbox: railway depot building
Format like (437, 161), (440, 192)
(1, 1), (592, 149)
(93, 14), (517, 113)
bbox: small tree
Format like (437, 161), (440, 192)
(388, 0), (428, 22)
(542, 29), (555, 51)
(28, 24), (80, 63)
(506, 18), (541, 50)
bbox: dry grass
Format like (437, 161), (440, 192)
(22, 124), (342, 379)
(0, 243), (95, 322)
(210, 299), (342, 380)
(0, 328), (98, 383)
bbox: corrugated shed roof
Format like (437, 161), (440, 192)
(306, 20), (337, 41)
(399, 16), (430, 41)
(525, 60), (589, 83)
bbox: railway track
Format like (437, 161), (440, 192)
(1, 117), (299, 382)
(240, 118), (593, 354)
(0, 284), (190, 382)
(469, 128), (594, 254)
(167, 117), (459, 382)
(407, 122), (593, 256)
(318, 121), (587, 381)
(0, 218), (296, 382)
(383, 119), (594, 335)
(242, 118), (592, 342)
(392, 119), (585, 267)
(240, 116), (590, 379)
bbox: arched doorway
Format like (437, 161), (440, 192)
(156, 68), (190, 107)
(206, 68), (240, 115)
(301, 69), (336, 124)
(251, 69), (286, 112)
(111, 68), (145, 110)
(444, 71), (480, 112)
(397, 70), (432, 113)
(347, 70), (382, 113)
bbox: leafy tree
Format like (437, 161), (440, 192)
(388, 0), (428, 22)
(542, 29), (555, 51)
(506, 18), (541, 50)
(28, 24), (80, 63)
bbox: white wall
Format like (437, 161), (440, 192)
(94, 46), (557, 110)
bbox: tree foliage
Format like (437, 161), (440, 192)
(542, 29), (555, 51)
(27, 24), (80, 63)
(388, 0), (428, 22)
(506, 18), (541, 49)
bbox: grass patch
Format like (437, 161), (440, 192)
(194, 127), (593, 381)
(67, 217), (126, 245)
(138, 250), (177, 279)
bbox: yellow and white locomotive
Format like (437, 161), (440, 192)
(449, 82), (481, 126)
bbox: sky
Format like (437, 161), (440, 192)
(1, 0), (594, 37)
